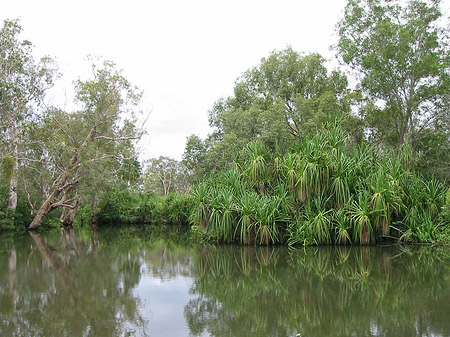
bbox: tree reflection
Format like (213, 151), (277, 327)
(1, 230), (449, 337)
(186, 245), (450, 337)
(0, 229), (149, 337)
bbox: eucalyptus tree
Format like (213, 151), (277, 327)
(142, 156), (189, 196)
(210, 48), (354, 143)
(336, 0), (450, 149)
(185, 47), (359, 177)
(27, 60), (143, 230)
(0, 19), (57, 216)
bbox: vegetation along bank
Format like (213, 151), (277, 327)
(1, 0), (449, 244)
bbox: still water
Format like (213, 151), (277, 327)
(1, 227), (449, 337)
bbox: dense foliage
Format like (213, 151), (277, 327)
(189, 124), (450, 245)
(94, 190), (192, 228)
(0, 19), (144, 231)
(183, 0), (450, 245)
(1, 0), (449, 244)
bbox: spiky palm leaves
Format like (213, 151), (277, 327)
(242, 140), (269, 193)
(401, 177), (448, 242)
(329, 153), (353, 208)
(347, 190), (375, 245)
(366, 169), (403, 236)
(235, 191), (259, 244)
(303, 196), (333, 244)
(190, 182), (209, 230)
(190, 125), (449, 245)
(189, 166), (289, 245)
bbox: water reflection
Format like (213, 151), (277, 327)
(0, 228), (148, 337)
(187, 245), (450, 337)
(0, 229), (449, 337)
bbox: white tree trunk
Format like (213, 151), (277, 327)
(7, 120), (19, 215)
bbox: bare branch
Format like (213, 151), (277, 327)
(24, 185), (37, 215)
(92, 134), (142, 141)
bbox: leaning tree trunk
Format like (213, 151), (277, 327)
(28, 164), (77, 230)
(28, 187), (62, 230)
(28, 117), (97, 230)
(60, 199), (79, 227)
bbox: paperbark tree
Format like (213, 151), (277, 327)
(27, 60), (143, 230)
(143, 156), (189, 196)
(0, 19), (56, 216)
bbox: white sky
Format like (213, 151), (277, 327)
(4, 0), (447, 161)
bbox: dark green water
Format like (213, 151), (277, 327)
(1, 228), (449, 337)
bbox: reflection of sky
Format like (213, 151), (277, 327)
(134, 274), (209, 337)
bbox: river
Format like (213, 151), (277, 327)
(1, 227), (449, 337)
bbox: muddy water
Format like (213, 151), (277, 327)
(1, 228), (449, 337)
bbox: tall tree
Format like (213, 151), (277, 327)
(27, 60), (143, 230)
(0, 19), (56, 216)
(143, 156), (189, 196)
(184, 47), (359, 177)
(336, 0), (449, 148)
(210, 48), (353, 145)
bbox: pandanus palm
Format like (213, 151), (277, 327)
(208, 186), (236, 242)
(329, 153), (354, 208)
(301, 134), (330, 197)
(367, 170), (403, 235)
(303, 196), (334, 245)
(253, 195), (287, 245)
(422, 179), (446, 217)
(334, 208), (352, 245)
(190, 182), (210, 230)
(222, 167), (247, 198)
(280, 153), (300, 194)
(235, 191), (259, 244)
(326, 123), (349, 152)
(242, 140), (269, 193)
(348, 190), (375, 245)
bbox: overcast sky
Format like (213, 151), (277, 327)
(4, 0), (447, 161)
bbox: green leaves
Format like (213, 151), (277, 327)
(336, 0), (449, 148)
(189, 123), (450, 245)
(186, 47), (357, 178)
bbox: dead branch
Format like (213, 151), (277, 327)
(93, 134), (142, 141)
(24, 184), (37, 215)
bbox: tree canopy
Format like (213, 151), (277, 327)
(0, 19), (57, 217)
(184, 47), (362, 178)
(336, 0), (449, 149)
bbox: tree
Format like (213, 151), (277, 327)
(210, 48), (353, 145)
(0, 19), (56, 216)
(27, 60), (143, 230)
(143, 156), (189, 196)
(182, 134), (212, 181)
(336, 0), (449, 148)
(184, 47), (359, 176)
